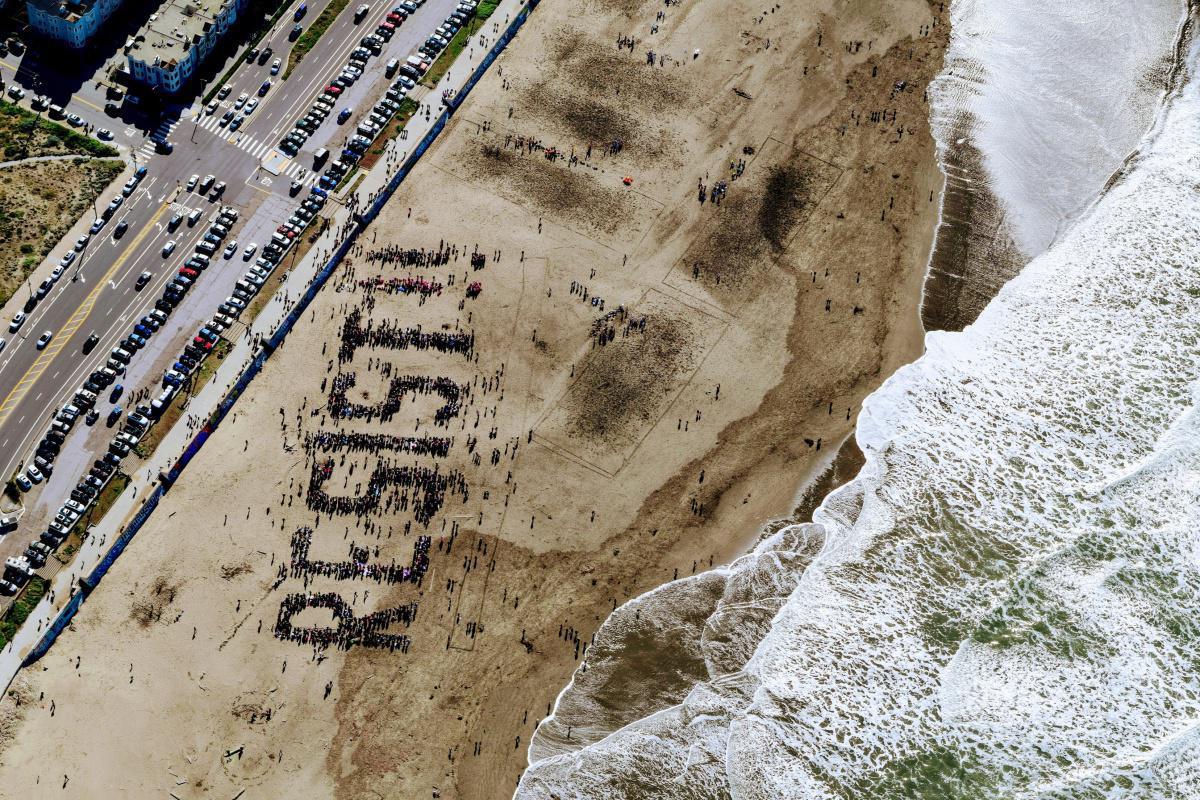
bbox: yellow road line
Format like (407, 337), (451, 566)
(72, 95), (103, 113)
(0, 203), (169, 422)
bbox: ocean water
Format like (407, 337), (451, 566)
(516, 4), (1200, 799)
(930, 0), (1184, 258)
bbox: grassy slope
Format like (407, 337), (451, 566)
(0, 158), (124, 305)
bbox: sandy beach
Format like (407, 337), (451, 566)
(0, 0), (948, 796)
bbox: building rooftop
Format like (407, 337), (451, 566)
(126, 0), (224, 68)
(28, 0), (102, 23)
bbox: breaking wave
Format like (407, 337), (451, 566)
(516, 3), (1200, 799)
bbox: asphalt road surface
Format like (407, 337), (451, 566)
(0, 0), (462, 548)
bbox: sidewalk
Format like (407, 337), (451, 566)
(0, 0), (531, 692)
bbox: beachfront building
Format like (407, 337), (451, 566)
(26, 0), (125, 48)
(125, 0), (247, 94)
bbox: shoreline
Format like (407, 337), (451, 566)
(0, 1), (955, 797)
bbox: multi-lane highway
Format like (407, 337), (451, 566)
(0, 0), (464, 558)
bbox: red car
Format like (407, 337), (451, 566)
(192, 336), (214, 350)
(179, 267), (199, 279)
(387, 11), (404, 23)
(277, 225), (297, 239)
(324, 85), (342, 96)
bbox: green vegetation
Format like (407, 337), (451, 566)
(72, 472), (130, 537)
(0, 101), (118, 161)
(418, 0), (502, 88)
(0, 576), (47, 648)
(285, 0), (351, 78)
(0, 158), (123, 305)
(134, 339), (234, 460)
(247, 222), (320, 318)
(420, 22), (474, 88)
(360, 97), (420, 169)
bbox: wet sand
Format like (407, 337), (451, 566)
(0, 0), (950, 797)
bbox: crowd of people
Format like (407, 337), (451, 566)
(338, 308), (476, 364)
(328, 372), (466, 425)
(358, 275), (445, 297)
(306, 430), (452, 458)
(307, 457), (469, 525)
(274, 591), (417, 652)
(362, 243), (457, 269)
(287, 527), (432, 586)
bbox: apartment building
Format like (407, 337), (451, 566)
(125, 0), (248, 93)
(27, 0), (124, 48)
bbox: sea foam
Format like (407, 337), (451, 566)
(517, 3), (1200, 798)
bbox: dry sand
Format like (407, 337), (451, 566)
(0, 0), (949, 796)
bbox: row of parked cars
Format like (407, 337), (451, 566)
(3, 370), (144, 593)
(4, 199), (277, 590)
(278, 0), (476, 160)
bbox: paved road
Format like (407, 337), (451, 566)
(0, 0), (464, 547)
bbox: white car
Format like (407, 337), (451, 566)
(270, 58), (281, 74)
(244, 98), (259, 114)
(97, 128), (113, 140)
(186, 174), (199, 191)
(75, 234), (89, 250)
(162, 240), (177, 257)
(25, 465), (43, 484)
(243, 242), (258, 260)
(223, 240), (238, 259)
(9, 312), (25, 332)
(234, 92), (248, 108)
(6, 86), (23, 100)
(35, 330), (52, 349)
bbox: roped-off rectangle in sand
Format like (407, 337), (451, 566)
(534, 287), (728, 475)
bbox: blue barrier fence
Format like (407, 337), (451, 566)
(19, 0), (540, 669)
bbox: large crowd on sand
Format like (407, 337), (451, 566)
(328, 372), (466, 424)
(338, 308), (476, 365)
(265, 238), (489, 655)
